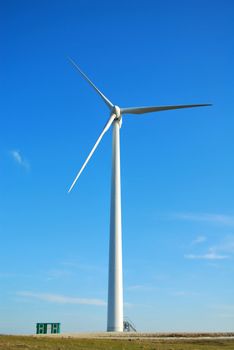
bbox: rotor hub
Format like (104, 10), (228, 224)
(112, 105), (121, 119)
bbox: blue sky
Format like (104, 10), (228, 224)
(0, 0), (234, 334)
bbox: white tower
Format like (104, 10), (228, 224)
(107, 118), (123, 332)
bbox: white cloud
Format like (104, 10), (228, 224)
(170, 290), (200, 297)
(17, 291), (106, 306)
(170, 291), (187, 296)
(126, 285), (152, 291)
(185, 235), (234, 261)
(46, 269), (73, 280)
(10, 150), (30, 170)
(184, 252), (228, 260)
(169, 212), (234, 227)
(60, 260), (106, 273)
(192, 235), (207, 245)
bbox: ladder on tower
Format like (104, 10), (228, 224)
(123, 317), (137, 332)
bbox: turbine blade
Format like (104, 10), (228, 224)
(68, 57), (114, 110)
(68, 114), (116, 193)
(121, 104), (212, 115)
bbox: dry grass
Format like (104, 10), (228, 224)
(0, 335), (234, 350)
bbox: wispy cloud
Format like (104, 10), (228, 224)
(60, 260), (106, 273)
(185, 252), (228, 260)
(17, 291), (106, 306)
(192, 235), (207, 245)
(171, 212), (234, 227)
(170, 290), (200, 297)
(185, 235), (234, 261)
(10, 150), (30, 170)
(46, 269), (73, 281)
(126, 284), (153, 291)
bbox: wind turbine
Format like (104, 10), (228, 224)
(68, 58), (211, 332)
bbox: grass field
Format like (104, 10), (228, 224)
(1, 336), (234, 350)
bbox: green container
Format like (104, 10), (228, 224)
(36, 323), (60, 334)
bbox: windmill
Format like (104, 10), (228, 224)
(68, 58), (211, 332)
